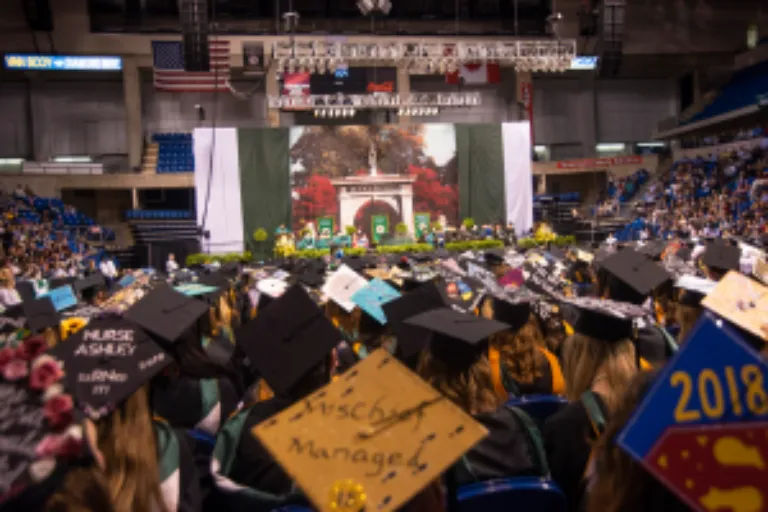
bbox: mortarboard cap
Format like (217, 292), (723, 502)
(235, 284), (341, 396)
(51, 317), (172, 420)
(350, 278), (401, 325)
(73, 273), (106, 295)
(15, 281), (35, 302)
(405, 307), (509, 367)
(561, 297), (645, 342)
(322, 264), (368, 312)
(341, 255), (366, 273)
(49, 277), (76, 290)
(484, 249), (506, 266)
(489, 296), (532, 332)
(435, 275), (484, 314)
(22, 297), (59, 333)
(411, 252), (434, 263)
(382, 282), (446, 361)
(602, 249), (671, 297)
(701, 242), (740, 272)
(124, 285), (209, 342)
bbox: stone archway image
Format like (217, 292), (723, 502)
(354, 199), (402, 242)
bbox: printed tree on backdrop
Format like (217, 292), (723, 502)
(291, 175), (338, 231)
(409, 164), (459, 225)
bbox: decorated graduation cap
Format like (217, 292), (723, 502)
(235, 284), (342, 397)
(73, 273), (106, 296)
(251, 349), (488, 512)
(434, 274), (484, 314)
(701, 241), (741, 272)
(381, 282), (446, 361)
(675, 275), (716, 308)
(701, 271), (768, 344)
(322, 264), (368, 313)
(602, 249), (672, 300)
(124, 284), (209, 342)
(0, 339), (86, 509)
(51, 316), (171, 420)
(405, 307), (510, 368)
(617, 312), (768, 512)
(350, 278), (401, 325)
(560, 296), (647, 342)
(484, 248), (506, 267)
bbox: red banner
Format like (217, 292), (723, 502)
(556, 155), (644, 170)
(281, 72), (311, 110)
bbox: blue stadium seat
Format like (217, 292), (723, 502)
(457, 478), (567, 512)
(506, 395), (568, 424)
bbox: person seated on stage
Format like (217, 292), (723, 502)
(409, 307), (551, 486)
(543, 299), (640, 512)
(356, 230), (369, 248)
(481, 295), (565, 398)
(166, 252), (180, 274)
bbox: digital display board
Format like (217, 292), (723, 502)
(570, 56), (599, 70)
(4, 54), (122, 71)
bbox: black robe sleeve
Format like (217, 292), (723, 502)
(176, 428), (204, 512)
(227, 398), (295, 495)
(543, 396), (606, 512)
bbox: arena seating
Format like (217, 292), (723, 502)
(687, 61), (768, 125)
(153, 132), (194, 173)
(128, 218), (199, 244)
(21, 197), (115, 241)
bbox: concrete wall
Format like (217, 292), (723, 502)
(0, 173), (193, 199)
(533, 154), (660, 176)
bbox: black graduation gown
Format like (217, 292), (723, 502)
(543, 394), (607, 512)
(454, 405), (549, 486)
(228, 397), (295, 495)
(636, 325), (669, 365)
(153, 376), (239, 434)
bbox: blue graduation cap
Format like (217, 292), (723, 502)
(350, 278), (401, 324)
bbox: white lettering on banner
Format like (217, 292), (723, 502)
(73, 342), (137, 357)
(555, 155), (644, 170)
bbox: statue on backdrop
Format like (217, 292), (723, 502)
(368, 142), (378, 177)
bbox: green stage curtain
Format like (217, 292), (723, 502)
(238, 128), (291, 256)
(456, 124), (506, 225)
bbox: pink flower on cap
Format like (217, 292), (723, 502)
(43, 394), (74, 430)
(29, 356), (64, 390)
(0, 347), (15, 372)
(16, 336), (47, 361)
(2, 358), (28, 381)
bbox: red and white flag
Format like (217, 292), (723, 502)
(446, 63), (501, 85)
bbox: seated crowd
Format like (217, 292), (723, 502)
(618, 143), (767, 243)
(0, 171), (765, 512)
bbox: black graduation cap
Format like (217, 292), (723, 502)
(639, 241), (667, 261)
(701, 242), (740, 272)
(675, 246), (693, 262)
(342, 255), (366, 273)
(15, 281), (35, 302)
(297, 269), (325, 289)
(22, 297), (59, 333)
(381, 282), (446, 361)
(51, 317), (172, 420)
(124, 285), (209, 342)
(73, 273), (106, 295)
(404, 307), (510, 368)
(560, 297), (639, 342)
(435, 275), (484, 314)
(49, 277), (76, 290)
(220, 262), (241, 279)
(490, 296), (532, 332)
(196, 272), (231, 304)
(411, 252), (434, 263)
(484, 249), (506, 267)
(235, 284), (342, 396)
(602, 249), (671, 297)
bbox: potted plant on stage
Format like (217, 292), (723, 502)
(252, 228), (268, 259)
(344, 225), (356, 247)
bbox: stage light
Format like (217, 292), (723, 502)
(319, 109), (327, 118)
(314, 110), (319, 118)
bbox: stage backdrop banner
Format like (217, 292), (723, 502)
(193, 128), (245, 254)
(456, 124), (506, 227)
(194, 127), (291, 255)
(502, 122), (534, 234)
(289, 124), (459, 241)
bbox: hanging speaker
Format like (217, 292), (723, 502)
(179, 0), (210, 72)
(22, 0), (53, 32)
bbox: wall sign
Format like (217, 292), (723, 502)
(4, 54), (122, 71)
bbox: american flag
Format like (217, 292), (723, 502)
(151, 39), (230, 92)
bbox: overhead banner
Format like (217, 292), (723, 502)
(556, 155), (644, 170)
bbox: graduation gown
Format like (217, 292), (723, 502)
(155, 419), (203, 512)
(636, 324), (672, 365)
(153, 376), (239, 435)
(212, 398), (309, 511)
(502, 347), (566, 397)
(543, 394), (608, 512)
(454, 405), (549, 486)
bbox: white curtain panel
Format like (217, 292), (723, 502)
(502, 122), (534, 234)
(193, 128), (245, 254)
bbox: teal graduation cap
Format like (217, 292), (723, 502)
(350, 278), (401, 324)
(173, 283), (219, 297)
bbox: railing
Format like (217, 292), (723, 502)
(22, 162), (104, 175)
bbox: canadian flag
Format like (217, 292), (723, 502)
(446, 63), (501, 85)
